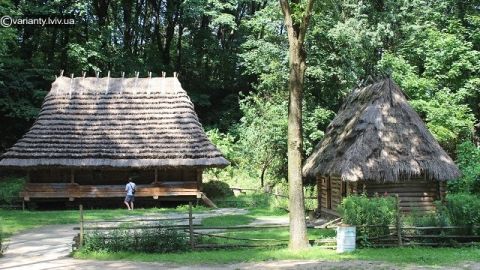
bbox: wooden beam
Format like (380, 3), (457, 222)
(196, 169), (203, 191)
(20, 182), (201, 199)
(70, 169), (75, 184)
(327, 176), (331, 209)
(317, 176), (322, 212)
(189, 201), (194, 250)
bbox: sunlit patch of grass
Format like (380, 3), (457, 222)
(0, 206), (207, 236)
(74, 246), (480, 266)
(201, 215), (255, 227)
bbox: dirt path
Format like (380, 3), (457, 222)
(1, 209), (478, 270)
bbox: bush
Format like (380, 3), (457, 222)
(0, 177), (25, 204)
(445, 193), (480, 235)
(215, 193), (272, 208)
(202, 180), (234, 199)
(339, 194), (396, 245)
(403, 203), (453, 244)
(448, 142), (480, 194)
(83, 224), (189, 253)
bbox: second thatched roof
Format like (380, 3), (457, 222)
(0, 76), (229, 168)
(303, 78), (460, 182)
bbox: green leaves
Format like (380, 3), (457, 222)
(448, 142), (480, 194)
(339, 194), (396, 245)
(410, 90), (475, 150)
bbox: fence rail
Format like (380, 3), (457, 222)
(74, 203), (297, 251)
(343, 196), (480, 248)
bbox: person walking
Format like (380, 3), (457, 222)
(124, 177), (136, 210)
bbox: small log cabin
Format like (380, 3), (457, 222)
(0, 74), (229, 203)
(302, 78), (460, 215)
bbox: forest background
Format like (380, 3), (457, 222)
(0, 0), (478, 193)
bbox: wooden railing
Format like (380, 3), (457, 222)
(21, 181), (200, 200)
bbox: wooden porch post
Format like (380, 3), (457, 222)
(188, 201), (195, 250)
(326, 176), (332, 209)
(70, 169), (75, 183)
(196, 169), (203, 191)
(317, 176), (322, 213)
(79, 204), (84, 248)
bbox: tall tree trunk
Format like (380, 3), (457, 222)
(280, 0), (314, 251)
(122, 0), (134, 56)
(176, 8), (183, 72)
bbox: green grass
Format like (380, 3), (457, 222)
(218, 228), (334, 241)
(74, 246), (480, 266)
(201, 215), (255, 227)
(0, 206), (209, 236)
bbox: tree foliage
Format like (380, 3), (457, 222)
(0, 0), (478, 190)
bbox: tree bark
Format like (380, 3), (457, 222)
(122, 0), (134, 56)
(280, 0), (314, 251)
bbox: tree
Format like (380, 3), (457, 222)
(279, 0), (314, 250)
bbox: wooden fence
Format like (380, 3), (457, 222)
(73, 202), (295, 250)
(75, 202), (197, 249)
(314, 196), (480, 249)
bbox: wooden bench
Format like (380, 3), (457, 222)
(20, 182), (201, 201)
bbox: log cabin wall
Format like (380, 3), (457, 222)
(156, 169), (197, 182)
(30, 168), (198, 185)
(360, 177), (442, 212)
(30, 169), (70, 183)
(316, 175), (443, 214)
(317, 175), (343, 213)
(25, 168), (202, 201)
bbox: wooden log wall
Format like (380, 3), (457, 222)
(360, 177), (441, 213)
(317, 175), (443, 214)
(30, 168), (198, 185)
(317, 176), (343, 212)
(29, 169), (70, 183)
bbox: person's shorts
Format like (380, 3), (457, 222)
(125, 195), (135, 203)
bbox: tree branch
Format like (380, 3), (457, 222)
(279, 0), (295, 44)
(298, 0), (315, 45)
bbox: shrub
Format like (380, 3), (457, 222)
(405, 202), (450, 228)
(83, 224), (189, 253)
(404, 203), (453, 244)
(215, 193), (272, 208)
(202, 180), (234, 199)
(0, 177), (25, 204)
(339, 194), (396, 245)
(445, 193), (480, 235)
(448, 141), (480, 194)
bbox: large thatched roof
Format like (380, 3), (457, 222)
(0, 76), (229, 168)
(303, 78), (460, 182)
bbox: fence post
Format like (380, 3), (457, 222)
(395, 195), (402, 246)
(79, 204), (84, 248)
(189, 201), (195, 250)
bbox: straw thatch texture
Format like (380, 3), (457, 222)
(0, 76), (229, 168)
(303, 78), (460, 182)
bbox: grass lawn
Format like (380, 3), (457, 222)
(74, 246), (480, 266)
(201, 215), (255, 227)
(0, 206), (208, 236)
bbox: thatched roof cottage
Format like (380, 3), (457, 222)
(303, 78), (460, 214)
(0, 75), (229, 203)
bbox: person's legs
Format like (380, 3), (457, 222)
(124, 196), (132, 210)
(130, 196), (134, 210)
(130, 201), (134, 210)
